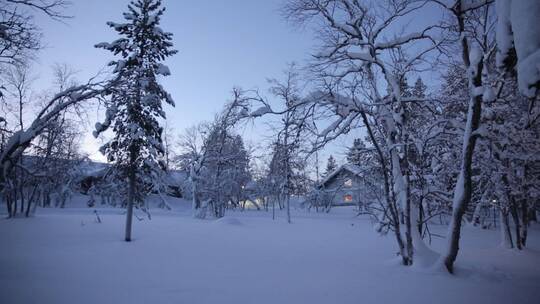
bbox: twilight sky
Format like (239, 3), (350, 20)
(33, 0), (317, 161)
(32, 0), (444, 165)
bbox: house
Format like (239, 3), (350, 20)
(318, 164), (366, 206)
(309, 164), (380, 208)
(77, 159), (189, 198)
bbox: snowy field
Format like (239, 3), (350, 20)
(1, 199), (540, 304)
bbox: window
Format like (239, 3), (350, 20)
(344, 178), (353, 187)
(344, 194), (353, 202)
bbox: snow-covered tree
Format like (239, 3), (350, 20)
(94, 0), (176, 241)
(412, 77), (427, 100)
(0, 79), (110, 203)
(282, 0), (442, 266)
(474, 70), (540, 249)
(323, 155), (337, 177)
(264, 137), (309, 215)
(432, 0), (500, 273)
(185, 89), (253, 218)
(266, 66), (313, 223)
(197, 128), (251, 218)
(496, 0), (540, 98)
(175, 123), (207, 172)
(346, 138), (377, 168)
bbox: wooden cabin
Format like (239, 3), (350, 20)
(317, 164), (369, 207)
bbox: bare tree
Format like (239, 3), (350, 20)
(162, 121), (176, 171)
(1, 62), (35, 131)
(176, 122), (208, 214)
(0, 76), (113, 204)
(0, 0), (70, 66)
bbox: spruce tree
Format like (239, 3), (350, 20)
(324, 155), (337, 177)
(94, 0), (177, 241)
(399, 74), (412, 98)
(346, 138), (365, 166)
(346, 138), (377, 168)
(412, 77), (427, 99)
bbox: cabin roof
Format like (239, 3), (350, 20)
(319, 163), (365, 187)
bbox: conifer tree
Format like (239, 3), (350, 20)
(412, 77), (427, 99)
(346, 138), (370, 166)
(94, 0), (177, 241)
(324, 155), (337, 177)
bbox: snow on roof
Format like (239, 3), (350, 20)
(77, 160), (110, 178)
(319, 163), (365, 187)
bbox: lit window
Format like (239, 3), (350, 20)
(344, 179), (353, 187)
(344, 194), (353, 202)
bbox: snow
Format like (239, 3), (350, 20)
(472, 86), (484, 97)
(249, 105), (272, 117)
(482, 86), (496, 102)
(320, 118), (341, 137)
(156, 63), (171, 76)
(113, 60), (126, 73)
(1, 199), (540, 304)
(496, 0), (513, 69)
(510, 0), (540, 96)
(375, 32), (424, 49)
(496, 0), (540, 97)
(347, 50), (374, 61)
(469, 46), (482, 70)
(319, 163), (364, 186)
(147, 14), (157, 25)
(462, 0), (492, 11)
(214, 216), (243, 226)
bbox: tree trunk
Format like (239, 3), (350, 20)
(439, 1), (487, 273)
(520, 200), (529, 246)
(441, 72), (483, 273)
(125, 146), (137, 242)
(404, 175), (413, 264)
(25, 186), (37, 217)
(19, 183), (25, 214)
(191, 180), (201, 214)
(359, 110), (409, 265)
(272, 199), (275, 220)
(286, 195), (291, 224)
(25, 199), (32, 217)
(509, 203), (522, 250)
(13, 189), (18, 217)
(418, 198), (424, 235)
(125, 168), (135, 242)
(5, 195), (13, 218)
(529, 204), (537, 222)
(500, 209), (514, 248)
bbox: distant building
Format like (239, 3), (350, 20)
(76, 159), (189, 198)
(317, 164), (369, 206)
(304, 162), (383, 212)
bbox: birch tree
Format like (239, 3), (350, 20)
(0, 0), (70, 67)
(0, 79), (111, 199)
(431, 0), (501, 273)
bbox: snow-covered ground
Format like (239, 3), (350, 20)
(1, 198), (539, 304)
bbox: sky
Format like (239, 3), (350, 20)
(30, 0), (445, 167)
(32, 0), (330, 162)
